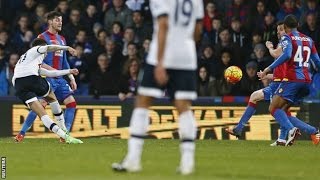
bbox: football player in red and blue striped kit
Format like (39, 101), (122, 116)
(262, 14), (320, 146)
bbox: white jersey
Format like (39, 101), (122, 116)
(147, 0), (204, 70)
(13, 46), (47, 84)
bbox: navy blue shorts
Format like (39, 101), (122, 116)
(47, 77), (73, 101)
(274, 81), (310, 104)
(138, 64), (197, 100)
(263, 82), (281, 101)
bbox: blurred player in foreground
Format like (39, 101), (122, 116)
(112, 0), (203, 175)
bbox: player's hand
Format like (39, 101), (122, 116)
(259, 68), (271, 80)
(154, 64), (168, 86)
(70, 79), (77, 91)
(68, 47), (78, 56)
(257, 70), (266, 80)
(69, 68), (79, 76)
(265, 41), (273, 50)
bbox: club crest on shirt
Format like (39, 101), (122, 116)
(278, 88), (283, 93)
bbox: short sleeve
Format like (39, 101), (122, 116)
(280, 35), (291, 51)
(150, 0), (170, 18)
(195, 0), (204, 21)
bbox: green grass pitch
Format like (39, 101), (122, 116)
(0, 138), (319, 180)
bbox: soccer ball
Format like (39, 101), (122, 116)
(224, 66), (242, 84)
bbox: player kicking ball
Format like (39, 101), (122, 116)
(12, 38), (83, 144)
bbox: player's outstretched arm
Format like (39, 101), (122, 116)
(38, 45), (77, 56)
(39, 68), (79, 77)
(266, 41), (282, 58)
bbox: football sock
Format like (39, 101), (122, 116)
(126, 108), (149, 164)
(20, 110), (37, 135)
(179, 110), (196, 167)
(288, 116), (317, 135)
(40, 115), (66, 139)
(234, 102), (256, 133)
(65, 102), (76, 131)
(278, 126), (288, 141)
(49, 101), (67, 131)
(271, 108), (294, 130)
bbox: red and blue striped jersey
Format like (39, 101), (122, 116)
(273, 43), (287, 81)
(269, 30), (320, 83)
(38, 31), (70, 70)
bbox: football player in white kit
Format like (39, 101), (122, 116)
(13, 38), (83, 144)
(112, 0), (203, 175)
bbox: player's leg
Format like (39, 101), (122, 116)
(63, 95), (76, 131)
(15, 100), (47, 142)
(174, 99), (197, 175)
(112, 64), (160, 172)
(55, 78), (76, 132)
(270, 82), (302, 146)
(225, 89), (265, 137)
(43, 91), (68, 132)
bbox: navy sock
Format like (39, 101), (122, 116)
(289, 116), (317, 135)
(65, 102), (76, 131)
(234, 102), (256, 133)
(271, 109), (294, 130)
(20, 110), (37, 135)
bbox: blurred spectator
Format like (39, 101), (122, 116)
(110, 21), (124, 45)
(215, 48), (234, 79)
(105, 38), (124, 75)
(230, 16), (249, 47)
(236, 61), (261, 95)
(104, 0), (133, 32)
(73, 28), (93, 54)
(198, 45), (217, 78)
(92, 22), (104, 38)
(139, 38), (150, 66)
(11, 15), (34, 53)
(0, 18), (8, 32)
(126, 0), (145, 11)
(125, 42), (139, 61)
(33, 4), (48, 35)
(82, 4), (99, 37)
(247, 0), (266, 31)
(203, 2), (220, 33)
(202, 17), (222, 46)
(7, 53), (19, 95)
(300, 13), (320, 53)
(132, 10), (152, 45)
(262, 11), (277, 44)
(118, 58), (140, 101)
(92, 29), (108, 58)
(0, 45), (8, 96)
(276, 0), (301, 21)
(20, 0), (37, 20)
(140, 0), (152, 25)
(300, 0), (319, 25)
(264, 0), (281, 15)
(197, 65), (217, 97)
(90, 53), (119, 96)
(0, 31), (15, 55)
(55, 0), (70, 25)
(214, 28), (244, 67)
(248, 31), (264, 58)
(225, 0), (250, 25)
(122, 27), (136, 56)
(69, 43), (89, 95)
(62, 9), (84, 45)
(249, 43), (273, 71)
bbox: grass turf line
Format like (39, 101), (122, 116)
(0, 138), (319, 180)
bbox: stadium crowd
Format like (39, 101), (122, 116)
(0, 0), (320, 99)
